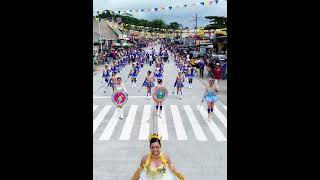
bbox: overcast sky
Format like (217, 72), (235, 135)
(93, 0), (227, 28)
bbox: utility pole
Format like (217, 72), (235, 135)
(192, 13), (202, 30)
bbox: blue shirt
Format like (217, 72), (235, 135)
(199, 61), (205, 69)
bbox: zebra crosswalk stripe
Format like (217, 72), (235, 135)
(93, 105), (99, 113)
(93, 104), (227, 141)
(183, 105), (207, 141)
(93, 105), (111, 134)
(138, 105), (151, 140)
(213, 106), (227, 128)
(157, 108), (168, 140)
(198, 105), (227, 141)
(170, 105), (187, 140)
(119, 105), (138, 140)
(99, 108), (120, 140)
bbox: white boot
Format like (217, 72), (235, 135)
(120, 108), (124, 119)
(208, 113), (211, 121)
(117, 108), (121, 118)
(190, 83), (192, 89)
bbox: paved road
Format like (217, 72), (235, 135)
(93, 44), (227, 180)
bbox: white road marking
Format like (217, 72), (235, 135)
(93, 105), (111, 134)
(99, 108), (120, 140)
(183, 105), (207, 141)
(93, 96), (150, 99)
(170, 105), (188, 140)
(157, 108), (168, 140)
(138, 105), (151, 140)
(198, 105), (227, 141)
(213, 106), (227, 128)
(93, 105), (99, 113)
(119, 105), (138, 140)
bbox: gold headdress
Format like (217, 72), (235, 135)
(148, 133), (162, 141)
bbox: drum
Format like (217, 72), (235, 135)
(111, 90), (128, 107)
(153, 87), (168, 103)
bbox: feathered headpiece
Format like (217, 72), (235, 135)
(149, 133), (162, 141)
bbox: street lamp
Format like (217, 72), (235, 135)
(98, 18), (103, 54)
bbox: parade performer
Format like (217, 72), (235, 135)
(102, 65), (111, 93)
(154, 63), (163, 86)
(128, 63), (139, 88)
(186, 65), (196, 89)
(142, 71), (156, 100)
(152, 48), (157, 65)
(174, 72), (185, 99)
(115, 61), (121, 74)
(109, 72), (117, 92)
(102, 65), (111, 84)
(153, 79), (165, 117)
(149, 51), (153, 66)
(113, 77), (128, 119)
(203, 78), (219, 121)
(164, 49), (169, 63)
(182, 64), (188, 75)
(111, 61), (117, 74)
(131, 133), (185, 180)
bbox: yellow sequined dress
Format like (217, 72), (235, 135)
(139, 152), (175, 180)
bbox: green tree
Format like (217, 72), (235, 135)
(204, 16), (227, 30)
(150, 19), (167, 29)
(168, 22), (181, 30)
(97, 10), (112, 18)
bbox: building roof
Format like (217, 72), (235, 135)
(93, 20), (118, 40)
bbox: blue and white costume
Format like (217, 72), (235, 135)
(102, 69), (111, 83)
(154, 67), (163, 80)
(143, 76), (155, 88)
(204, 89), (218, 103)
(111, 66), (117, 74)
(175, 77), (184, 88)
(186, 68), (196, 79)
(130, 67), (139, 78)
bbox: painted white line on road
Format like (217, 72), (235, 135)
(183, 105), (207, 141)
(198, 105), (227, 141)
(213, 106), (227, 128)
(93, 105), (98, 113)
(223, 105), (227, 111)
(93, 105), (111, 134)
(99, 108), (120, 140)
(170, 105), (188, 140)
(216, 101), (227, 111)
(158, 108), (168, 140)
(93, 96), (148, 99)
(139, 105), (151, 140)
(119, 105), (138, 140)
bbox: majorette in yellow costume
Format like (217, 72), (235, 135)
(131, 134), (185, 180)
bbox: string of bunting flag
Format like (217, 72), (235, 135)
(95, 0), (225, 15)
(94, 18), (215, 33)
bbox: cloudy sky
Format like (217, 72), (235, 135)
(93, 0), (227, 28)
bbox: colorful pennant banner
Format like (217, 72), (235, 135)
(96, 1), (219, 15)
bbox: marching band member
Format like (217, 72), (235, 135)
(203, 78), (219, 121)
